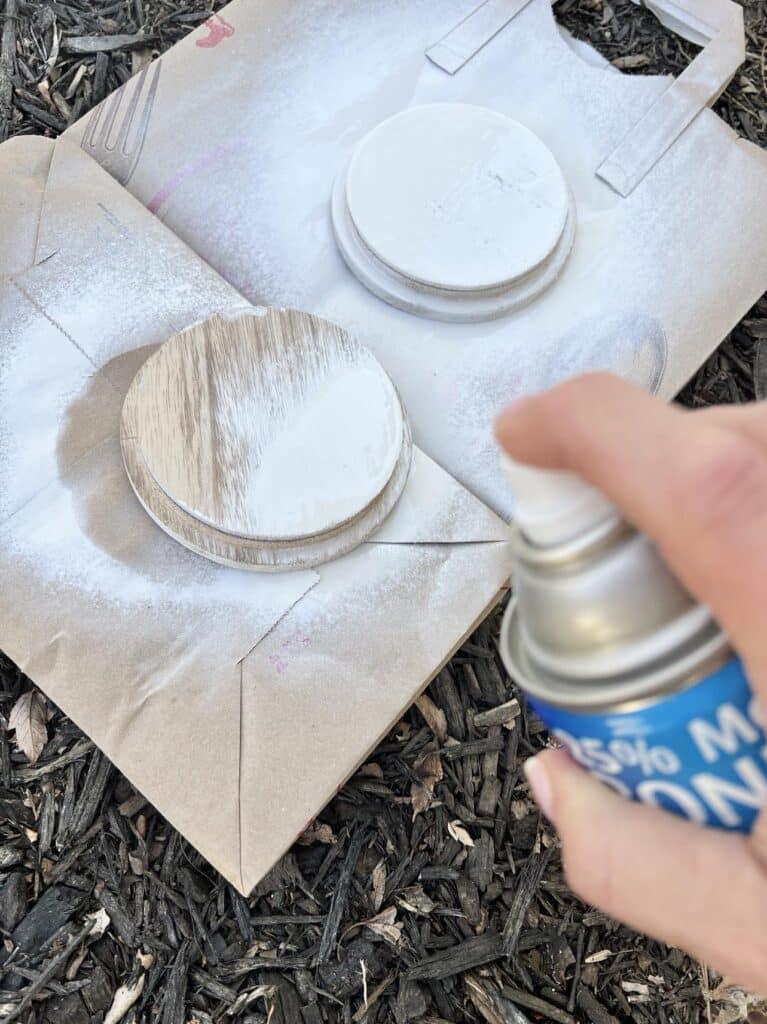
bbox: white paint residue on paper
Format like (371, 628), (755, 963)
(0, 282), (115, 524)
(372, 447), (510, 543)
(65, 0), (767, 521)
(2, 432), (317, 623)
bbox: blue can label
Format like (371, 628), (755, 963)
(528, 657), (766, 832)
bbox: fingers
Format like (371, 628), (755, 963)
(494, 380), (767, 467)
(494, 374), (767, 685)
(695, 403), (767, 451)
(495, 373), (685, 477)
(525, 749), (767, 993)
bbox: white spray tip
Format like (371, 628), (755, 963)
(501, 454), (618, 547)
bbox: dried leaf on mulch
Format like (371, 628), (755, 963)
(8, 690), (47, 763)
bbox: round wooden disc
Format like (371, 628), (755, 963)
(344, 104), (570, 293)
(332, 167), (575, 323)
(125, 308), (404, 542)
(120, 417), (413, 572)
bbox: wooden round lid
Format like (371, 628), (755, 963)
(123, 309), (405, 545)
(344, 103), (570, 293)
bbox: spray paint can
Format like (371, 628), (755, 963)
(498, 460), (766, 832)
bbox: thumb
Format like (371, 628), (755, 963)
(525, 748), (767, 993)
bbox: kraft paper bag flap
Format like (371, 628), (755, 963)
(33, 131), (89, 266)
(239, 539), (511, 891)
(0, 137), (248, 520)
(0, 434), (319, 889)
(0, 138), (317, 888)
(13, 139), (248, 392)
(0, 137), (53, 278)
(0, 278), (121, 524)
(0, 135), (514, 891)
(1, 259), (321, 887)
(234, 458), (512, 889)
(61, 0), (767, 522)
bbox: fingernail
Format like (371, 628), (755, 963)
(524, 753), (555, 821)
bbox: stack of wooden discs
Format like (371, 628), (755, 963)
(121, 308), (412, 571)
(332, 103), (576, 323)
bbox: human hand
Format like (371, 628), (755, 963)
(494, 372), (767, 993)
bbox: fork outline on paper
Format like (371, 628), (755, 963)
(80, 62), (162, 187)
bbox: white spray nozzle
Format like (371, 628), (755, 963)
(501, 454), (618, 547)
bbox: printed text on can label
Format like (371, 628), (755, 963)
(528, 658), (766, 831)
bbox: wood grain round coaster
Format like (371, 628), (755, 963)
(121, 309), (413, 571)
(332, 103), (576, 323)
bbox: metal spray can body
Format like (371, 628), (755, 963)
(499, 515), (767, 832)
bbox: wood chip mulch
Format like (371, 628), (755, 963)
(1, 1), (767, 1022)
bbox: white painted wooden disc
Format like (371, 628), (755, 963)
(128, 309), (405, 542)
(120, 418), (413, 571)
(345, 104), (570, 292)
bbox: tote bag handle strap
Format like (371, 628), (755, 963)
(597, 0), (745, 196)
(426, 0), (534, 74)
(427, 0), (745, 196)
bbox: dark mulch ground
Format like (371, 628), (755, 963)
(1, 1), (766, 1022)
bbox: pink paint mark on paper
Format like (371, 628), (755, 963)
(268, 635), (311, 674)
(282, 636), (311, 650)
(146, 142), (241, 215)
(269, 653), (288, 674)
(196, 13), (235, 48)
